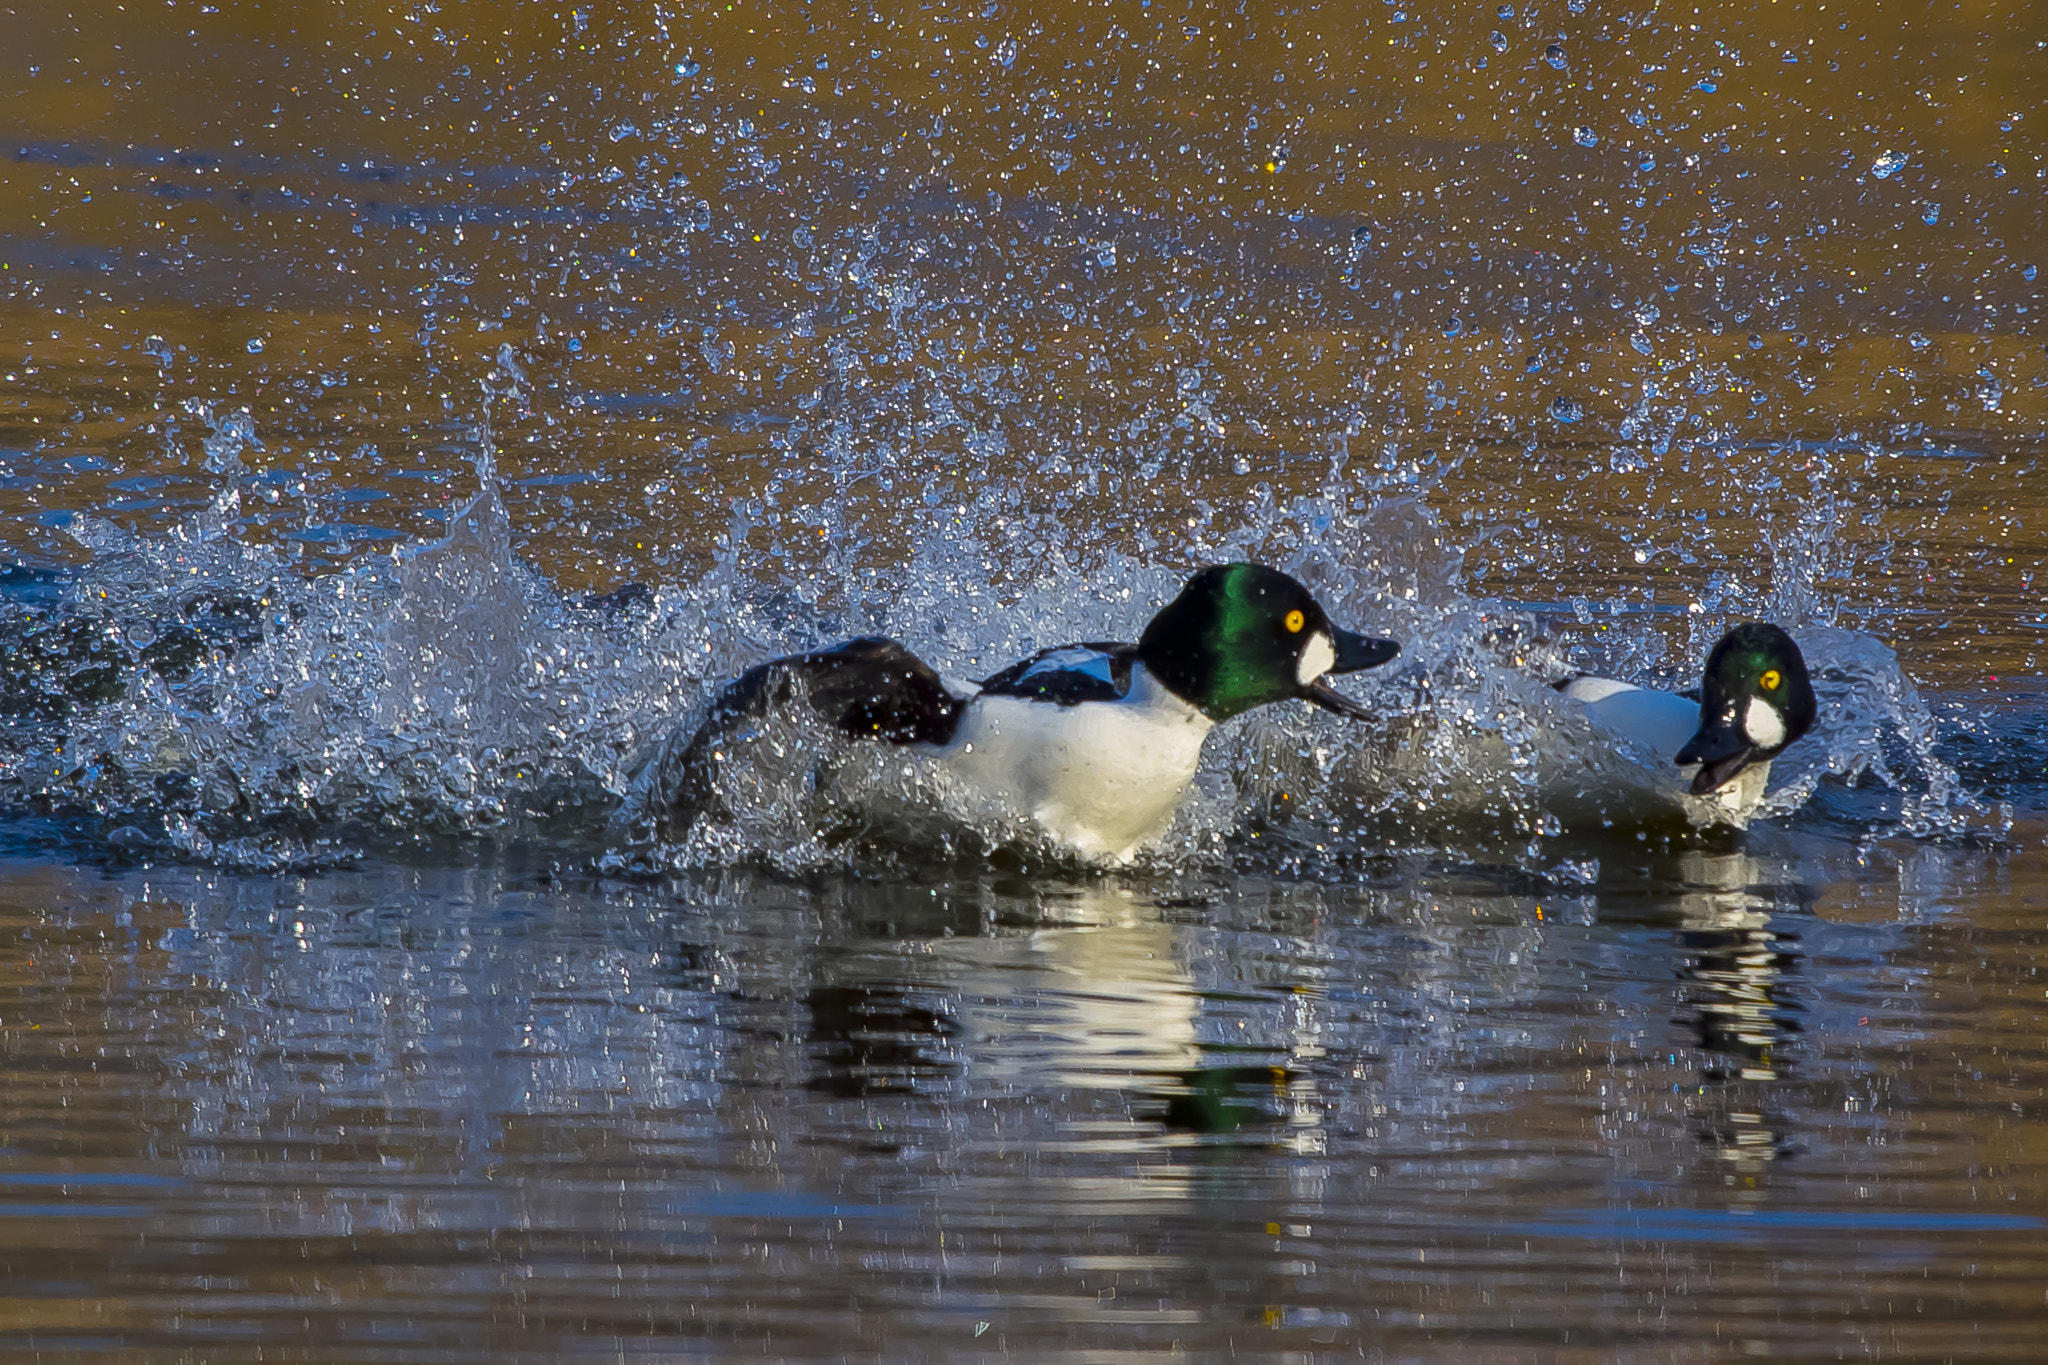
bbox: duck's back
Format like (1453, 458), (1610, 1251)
(1560, 677), (1700, 762)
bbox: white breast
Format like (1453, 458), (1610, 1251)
(929, 663), (1214, 863)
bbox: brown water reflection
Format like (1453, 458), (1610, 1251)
(2, 0), (2043, 678)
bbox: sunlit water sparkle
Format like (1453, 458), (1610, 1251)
(2, 0), (2045, 1357)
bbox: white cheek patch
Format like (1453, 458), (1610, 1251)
(1297, 632), (1336, 686)
(1743, 695), (1786, 749)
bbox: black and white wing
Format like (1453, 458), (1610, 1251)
(975, 642), (1137, 705)
(626, 636), (965, 840)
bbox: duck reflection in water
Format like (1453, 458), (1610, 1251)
(803, 883), (1325, 1152)
(1670, 851), (1805, 1166)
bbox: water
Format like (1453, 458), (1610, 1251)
(2, 0), (2046, 1357)
(8, 846), (2048, 1360)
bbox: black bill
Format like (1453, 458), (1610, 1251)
(1302, 629), (1400, 719)
(1302, 677), (1373, 719)
(1332, 628), (1401, 673)
(1675, 713), (1756, 794)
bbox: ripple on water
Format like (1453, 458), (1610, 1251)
(0, 852), (2043, 1358)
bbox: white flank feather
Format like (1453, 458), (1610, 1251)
(929, 663), (1214, 863)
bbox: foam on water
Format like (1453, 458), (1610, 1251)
(0, 392), (2000, 875)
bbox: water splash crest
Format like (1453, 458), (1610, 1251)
(0, 406), (1998, 873)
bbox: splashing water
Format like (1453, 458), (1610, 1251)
(0, 2), (2030, 876)
(0, 393), (1992, 877)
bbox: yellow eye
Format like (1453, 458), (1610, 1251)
(1284, 609), (1305, 633)
(1759, 669), (1782, 691)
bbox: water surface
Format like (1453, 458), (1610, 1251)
(5, 840), (2048, 1360)
(1, 0), (2045, 1357)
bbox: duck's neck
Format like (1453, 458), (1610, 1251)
(1126, 662), (1216, 732)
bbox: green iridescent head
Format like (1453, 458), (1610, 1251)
(1675, 622), (1818, 793)
(1138, 563), (1400, 721)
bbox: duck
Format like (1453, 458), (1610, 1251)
(1556, 622), (1817, 824)
(629, 563), (1400, 862)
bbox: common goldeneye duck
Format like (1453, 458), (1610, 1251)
(1558, 622), (1817, 823)
(633, 563), (1401, 862)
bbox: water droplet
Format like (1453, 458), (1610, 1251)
(1489, 30), (1508, 52)
(1871, 150), (1908, 179)
(608, 121), (639, 142)
(1921, 202), (1941, 225)
(1550, 396), (1583, 423)
(567, 337), (583, 353)
(245, 338), (264, 354)
(2025, 264), (2039, 281)
(1544, 43), (1568, 69)
(1573, 127), (1598, 148)
(1693, 78), (1718, 93)
(1496, 3), (1514, 17)
(1444, 315), (1464, 338)
(1638, 153), (1656, 172)
(994, 36), (1017, 67)
(200, 406), (263, 474)
(1978, 367), (2004, 412)
(675, 59), (700, 77)
(1908, 332), (1931, 350)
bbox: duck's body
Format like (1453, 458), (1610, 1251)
(935, 652), (1214, 860)
(1556, 624), (1816, 827)
(630, 565), (1400, 863)
(1557, 674), (1772, 823)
